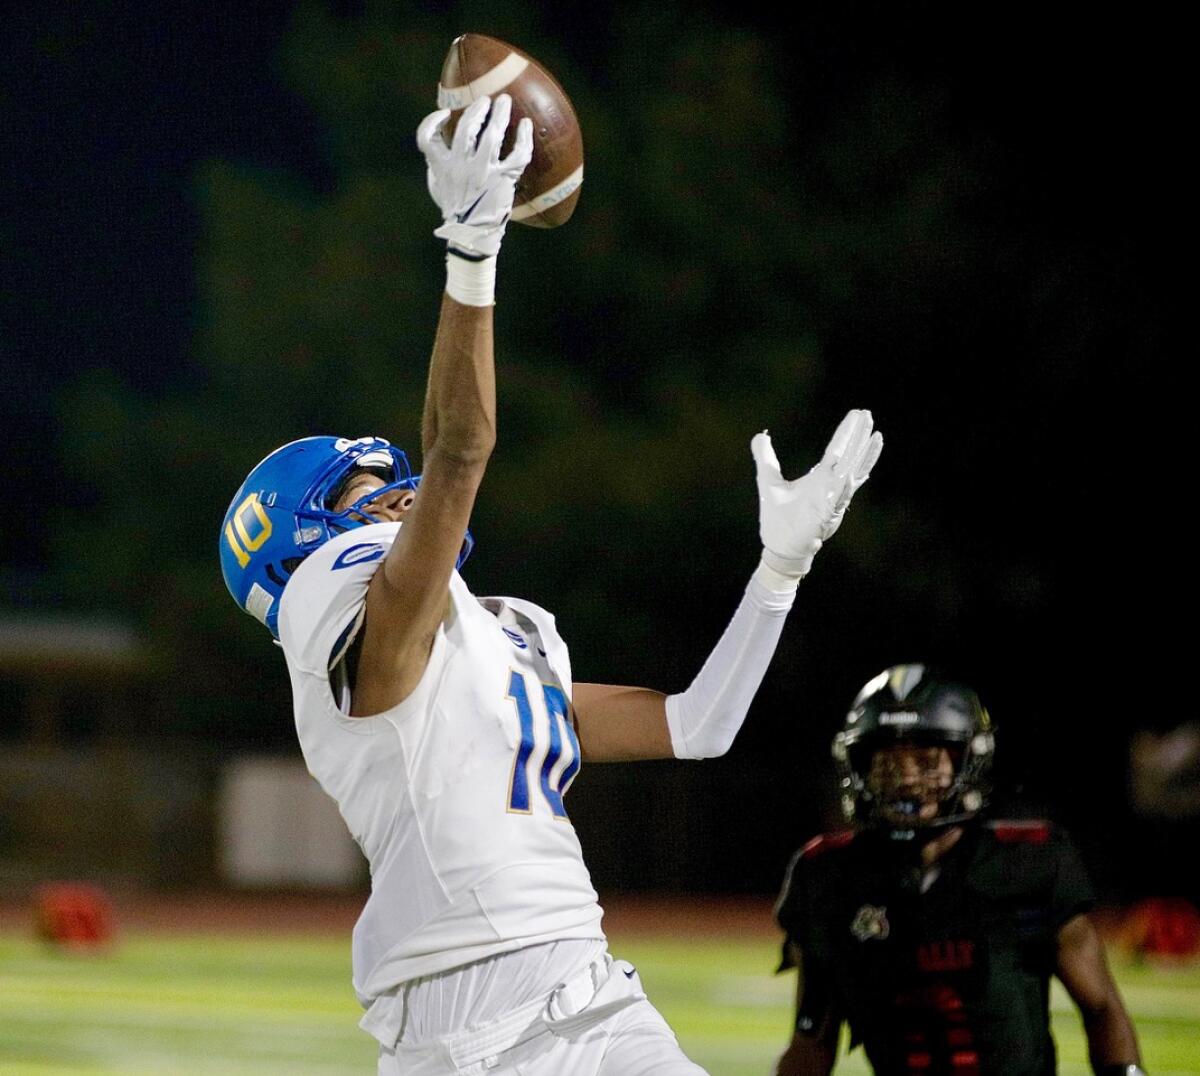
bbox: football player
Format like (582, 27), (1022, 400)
(220, 94), (882, 1075)
(774, 664), (1143, 1076)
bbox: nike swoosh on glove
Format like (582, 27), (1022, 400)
(416, 94), (533, 259)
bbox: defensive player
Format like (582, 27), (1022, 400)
(220, 94), (883, 1075)
(774, 664), (1143, 1076)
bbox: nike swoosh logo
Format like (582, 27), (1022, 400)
(456, 191), (487, 223)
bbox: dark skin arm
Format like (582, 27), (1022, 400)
(1054, 913), (1141, 1072)
(350, 295), (495, 715)
(570, 684), (673, 761)
(775, 941), (840, 1076)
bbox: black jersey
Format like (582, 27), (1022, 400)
(775, 819), (1094, 1075)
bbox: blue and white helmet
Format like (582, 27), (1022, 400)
(219, 435), (473, 639)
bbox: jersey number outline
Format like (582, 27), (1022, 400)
(506, 670), (580, 819)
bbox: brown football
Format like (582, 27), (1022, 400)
(438, 34), (583, 228)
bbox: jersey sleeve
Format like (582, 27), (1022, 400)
(775, 833), (851, 970)
(775, 848), (808, 971)
(277, 524), (398, 676)
(1048, 824), (1096, 929)
(774, 838), (844, 1036)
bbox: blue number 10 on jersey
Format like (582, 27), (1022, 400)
(506, 671), (580, 818)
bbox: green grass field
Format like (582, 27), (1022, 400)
(1, 930), (1197, 1074)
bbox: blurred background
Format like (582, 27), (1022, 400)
(1, 0), (1194, 966)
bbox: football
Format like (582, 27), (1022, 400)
(438, 34), (583, 228)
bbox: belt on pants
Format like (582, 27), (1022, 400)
(397, 954), (647, 1071)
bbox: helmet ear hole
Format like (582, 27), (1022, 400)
(265, 557), (305, 588)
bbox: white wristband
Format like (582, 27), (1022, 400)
(445, 253), (497, 307)
(753, 555), (802, 594)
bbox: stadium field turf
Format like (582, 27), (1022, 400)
(1, 929), (1197, 1073)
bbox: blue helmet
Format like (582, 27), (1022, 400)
(219, 435), (474, 639)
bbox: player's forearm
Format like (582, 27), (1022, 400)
(774, 1034), (836, 1076)
(1084, 1000), (1141, 1072)
(421, 292), (497, 464)
(1056, 915), (1141, 1073)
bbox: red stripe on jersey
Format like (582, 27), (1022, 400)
(988, 819), (1051, 843)
(799, 830), (856, 859)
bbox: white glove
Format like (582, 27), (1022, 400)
(416, 94), (533, 259)
(751, 409), (883, 580)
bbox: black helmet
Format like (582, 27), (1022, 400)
(832, 664), (994, 837)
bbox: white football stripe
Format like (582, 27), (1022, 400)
(511, 165), (584, 220)
(437, 53), (529, 110)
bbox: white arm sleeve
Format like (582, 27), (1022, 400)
(664, 560), (798, 759)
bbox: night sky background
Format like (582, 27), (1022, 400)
(1, 3), (1190, 898)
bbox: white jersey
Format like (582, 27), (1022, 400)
(277, 523), (605, 1009)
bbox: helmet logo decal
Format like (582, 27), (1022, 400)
(224, 493), (273, 569)
(850, 904), (890, 942)
(245, 582), (274, 626)
(333, 436), (384, 452)
(889, 664), (926, 701)
(879, 710), (921, 727)
(332, 543), (386, 570)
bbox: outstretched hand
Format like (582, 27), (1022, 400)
(752, 409), (883, 580)
(416, 94), (533, 259)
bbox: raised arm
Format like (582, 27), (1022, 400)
(1054, 913), (1142, 1075)
(351, 96), (531, 715)
(573, 411), (882, 761)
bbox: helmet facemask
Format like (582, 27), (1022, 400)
(293, 442), (419, 553)
(866, 742), (960, 825)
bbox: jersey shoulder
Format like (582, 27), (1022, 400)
(978, 817), (1082, 865)
(775, 830), (856, 929)
(797, 829), (857, 860)
(974, 815), (1094, 925)
(278, 523), (399, 675)
(983, 817), (1055, 845)
(477, 593), (574, 695)
(974, 816), (1074, 878)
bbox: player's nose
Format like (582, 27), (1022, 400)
(368, 487), (417, 520)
